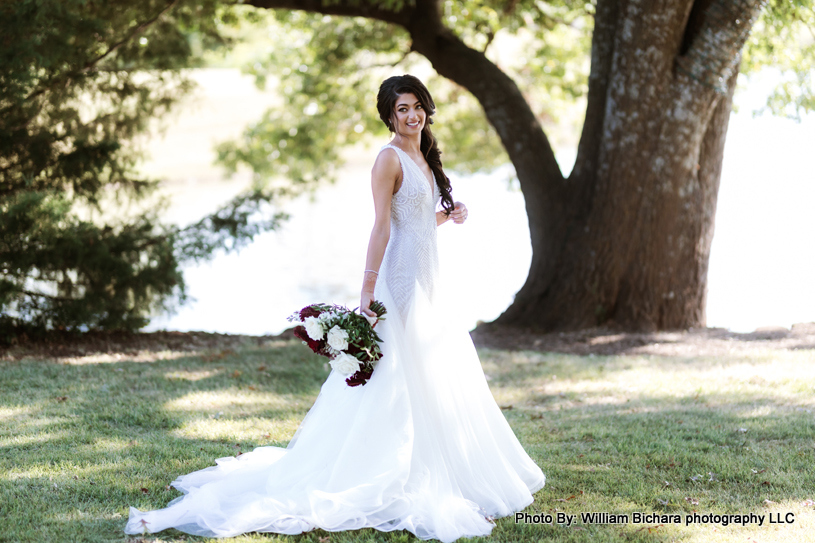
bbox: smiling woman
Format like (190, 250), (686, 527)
(126, 74), (544, 542)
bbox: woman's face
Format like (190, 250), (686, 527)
(391, 93), (426, 136)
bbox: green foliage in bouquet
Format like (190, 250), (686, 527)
(289, 301), (387, 387)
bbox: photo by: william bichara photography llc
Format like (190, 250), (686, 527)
(516, 510), (796, 529)
(3, 1), (815, 542)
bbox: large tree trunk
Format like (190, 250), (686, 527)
(247, 0), (764, 331)
(493, 0), (762, 331)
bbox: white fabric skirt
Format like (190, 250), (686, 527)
(126, 282), (545, 542)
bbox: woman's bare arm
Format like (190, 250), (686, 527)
(435, 210), (449, 226)
(360, 149), (401, 315)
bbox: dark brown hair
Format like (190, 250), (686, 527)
(376, 75), (454, 216)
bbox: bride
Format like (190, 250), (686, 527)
(126, 74), (545, 542)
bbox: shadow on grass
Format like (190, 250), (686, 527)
(471, 323), (815, 358)
(0, 341), (331, 541)
(482, 348), (815, 542)
(1, 342), (813, 542)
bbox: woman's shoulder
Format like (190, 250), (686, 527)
(378, 142), (401, 157)
(374, 145), (402, 171)
(371, 144), (403, 188)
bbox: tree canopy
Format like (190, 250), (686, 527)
(0, 0), (282, 338)
(221, 0), (813, 183)
(1, 0), (812, 337)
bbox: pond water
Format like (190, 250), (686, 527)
(144, 69), (815, 335)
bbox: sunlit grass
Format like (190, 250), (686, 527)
(0, 340), (813, 542)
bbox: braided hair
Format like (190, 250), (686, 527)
(376, 75), (455, 216)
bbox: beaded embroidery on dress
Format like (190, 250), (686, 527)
(125, 144), (545, 542)
(379, 144), (439, 320)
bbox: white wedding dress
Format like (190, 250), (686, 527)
(125, 144), (545, 542)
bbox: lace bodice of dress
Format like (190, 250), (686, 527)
(378, 144), (440, 319)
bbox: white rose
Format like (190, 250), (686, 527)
(330, 352), (360, 375)
(304, 316), (324, 340)
(326, 325), (349, 351)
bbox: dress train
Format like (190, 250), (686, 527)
(126, 282), (544, 541)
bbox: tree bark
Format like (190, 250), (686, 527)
(493, 0), (762, 331)
(246, 0), (765, 331)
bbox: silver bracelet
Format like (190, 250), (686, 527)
(364, 269), (379, 275)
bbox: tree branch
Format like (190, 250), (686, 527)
(21, 289), (77, 303)
(676, 0), (766, 93)
(242, 0), (414, 27)
(24, 0), (180, 104)
(246, 0), (566, 215)
(405, 0), (563, 187)
(82, 0), (179, 73)
(357, 48), (412, 70)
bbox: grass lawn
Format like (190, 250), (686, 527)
(1, 335), (813, 542)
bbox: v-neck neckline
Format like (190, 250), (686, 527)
(389, 144), (434, 194)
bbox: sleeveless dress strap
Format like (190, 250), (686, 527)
(380, 144), (406, 187)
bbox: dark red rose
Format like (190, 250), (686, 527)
(345, 368), (373, 387)
(299, 306), (322, 320)
(293, 326), (323, 354)
(293, 325), (308, 342)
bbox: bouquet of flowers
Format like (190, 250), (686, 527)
(287, 300), (387, 387)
